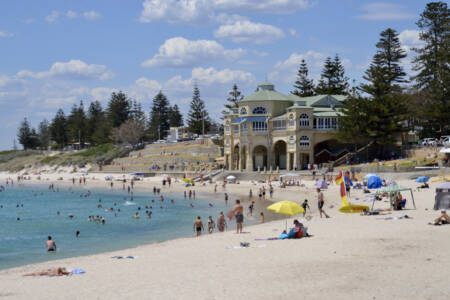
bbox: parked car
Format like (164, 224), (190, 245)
(443, 137), (450, 147)
(422, 138), (438, 146)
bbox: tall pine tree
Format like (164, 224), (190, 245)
(148, 91), (170, 141)
(168, 104), (184, 127)
(50, 109), (68, 148)
(17, 118), (33, 150)
(107, 91), (131, 128)
(38, 119), (51, 150)
(291, 59), (315, 97)
(188, 85), (210, 135)
(360, 28), (407, 97)
(222, 84), (243, 116)
(67, 101), (87, 148)
(316, 55), (349, 95)
(86, 101), (111, 145)
(412, 1), (450, 134)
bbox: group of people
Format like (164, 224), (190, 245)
(194, 199), (245, 236)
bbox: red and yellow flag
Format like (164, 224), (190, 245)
(335, 172), (348, 206)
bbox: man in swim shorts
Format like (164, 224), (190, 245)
(46, 236), (56, 252)
(193, 216), (204, 236)
(317, 188), (330, 218)
(234, 200), (244, 233)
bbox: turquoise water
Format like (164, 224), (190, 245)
(0, 184), (244, 270)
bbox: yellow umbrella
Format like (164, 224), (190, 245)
(267, 201), (304, 230)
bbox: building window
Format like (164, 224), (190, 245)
(289, 113), (295, 127)
(299, 136), (310, 147)
(252, 107), (266, 114)
(289, 136), (295, 145)
(299, 113), (310, 127)
(315, 117), (338, 130)
(233, 125), (239, 134)
(225, 120), (230, 132)
(240, 107), (247, 115)
(273, 120), (286, 130)
(252, 121), (267, 131)
(225, 139), (230, 147)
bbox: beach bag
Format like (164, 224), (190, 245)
(295, 230), (303, 239)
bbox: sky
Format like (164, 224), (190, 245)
(0, 0), (431, 150)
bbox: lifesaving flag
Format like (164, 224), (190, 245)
(335, 172), (348, 207)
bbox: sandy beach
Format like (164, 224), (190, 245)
(0, 171), (449, 299)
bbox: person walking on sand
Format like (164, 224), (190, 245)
(217, 211), (227, 232)
(260, 212), (264, 223)
(234, 200), (244, 234)
(317, 188), (330, 218)
(224, 193), (228, 205)
(301, 199), (311, 216)
(193, 216), (204, 236)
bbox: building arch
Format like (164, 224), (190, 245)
(240, 107), (247, 115)
(299, 113), (310, 127)
(273, 140), (287, 170)
(252, 145), (268, 171)
(252, 106), (267, 114)
(233, 144), (240, 170)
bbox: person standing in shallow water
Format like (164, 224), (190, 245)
(217, 212), (227, 232)
(234, 200), (244, 234)
(193, 216), (204, 236)
(46, 236), (56, 251)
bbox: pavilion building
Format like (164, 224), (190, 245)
(223, 82), (349, 171)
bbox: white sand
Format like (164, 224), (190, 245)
(0, 171), (449, 299)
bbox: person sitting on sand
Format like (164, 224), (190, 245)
(46, 236), (56, 252)
(429, 211), (450, 225)
(420, 182), (429, 189)
(24, 267), (70, 277)
(394, 192), (403, 210)
(217, 212), (227, 232)
(193, 216), (204, 236)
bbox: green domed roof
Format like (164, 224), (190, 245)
(241, 82), (292, 102)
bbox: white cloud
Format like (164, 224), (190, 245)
(17, 60), (115, 81)
(83, 11), (101, 20)
(139, 0), (213, 24)
(130, 78), (162, 101)
(0, 30), (13, 38)
(399, 29), (424, 54)
(66, 10), (78, 19)
(45, 10), (60, 23)
(289, 28), (297, 36)
(358, 3), (415, 21)
(213, 0), (313, 13)
(91, 87), (119, 103)
(192, 67), (255, 85)
(214, 20), (285, 44)
(141, 37), (246, 68)
(45, 10), (101, 22)
(270, 50), (333, 84)
(139, 0), (313, 24)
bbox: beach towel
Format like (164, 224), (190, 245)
(111, 256), (137, 259)
(71, 268), (85, 275)
(226, 245), (266, 249)
(376, 215), (411, 221)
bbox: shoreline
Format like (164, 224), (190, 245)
(0, 172), (284, 271)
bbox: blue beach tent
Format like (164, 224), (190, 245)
(367, 176), (383, 189)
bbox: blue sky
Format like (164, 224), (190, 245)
(0, 0), (429, 150)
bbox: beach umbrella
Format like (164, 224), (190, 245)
(415, 176), (429, 183)
(267, 201), (304, 230)
(226, 175), (236, 180)
(364, 173), (378, 179)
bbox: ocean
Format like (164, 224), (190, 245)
(0, 183), (249, 270)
